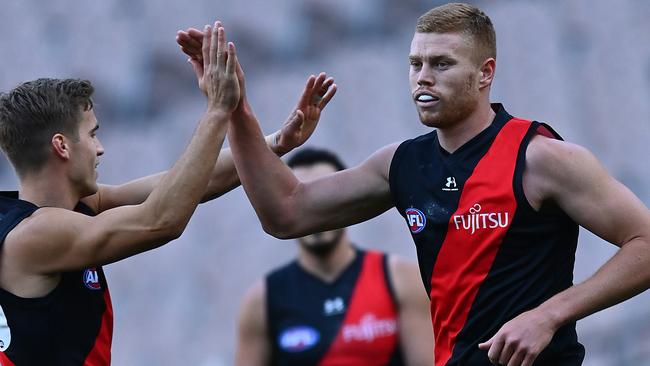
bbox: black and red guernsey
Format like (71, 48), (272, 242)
(0, 192), (113, 365)
(389, 104), (585, 365)
(266, 249), (404, 366)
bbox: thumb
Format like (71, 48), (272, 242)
(188, 58), (204, 78)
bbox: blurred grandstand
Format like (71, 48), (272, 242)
(1, 0), (649, 364)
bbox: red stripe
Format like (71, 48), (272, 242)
(319, 251), (399, 366)
(0, 351), (17, 366)
(83, 287), (113, 366)
(430, 119), (531, 366)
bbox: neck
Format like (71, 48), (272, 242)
(297, 234), (356, 283)
(437, 101), (496, 153)
(18, 167), (80, 209)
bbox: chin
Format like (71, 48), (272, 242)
(418, 112), (444, 128)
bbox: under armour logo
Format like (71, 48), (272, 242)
(442, 176), (459, 191)
(324, 297), (345, 316)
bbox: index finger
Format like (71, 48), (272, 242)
(297, 75), (317, 108)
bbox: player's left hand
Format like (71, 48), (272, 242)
(177, 27), (210, 95)
(273, 73), (337, 155)
(478, 309), (557, 366)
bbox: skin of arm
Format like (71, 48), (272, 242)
(479, 135), (650, 366)
(0, 22), (238, 296)
(389, 255), (435, 366)
(235, 280), (271, 366)
(227, 71), (397, 238)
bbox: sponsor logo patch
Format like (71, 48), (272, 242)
(405, 207), (426, 233)
(83, 268), (102, 290)
(278, 326), (320, 352)
(342, 313), (397, 343)
(452, 203), (510, 234)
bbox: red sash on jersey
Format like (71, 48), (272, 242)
(319, 251), (399, 366)
(429, 119), (531, 366)
(83, 288), (113, 365)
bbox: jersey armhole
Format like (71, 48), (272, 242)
(513, 121), (566, 215)
(382, 254), (399, 308)
(388, 140), (411, 211)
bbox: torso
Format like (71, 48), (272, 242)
(389, 104), (585, 366)
(266, 249), (404, 366)
(0, 192), (113, 365)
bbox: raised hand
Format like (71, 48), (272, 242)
(273, 73), (337, 155)
(177, 27), (209, 95)
(202, 22), (241, 114)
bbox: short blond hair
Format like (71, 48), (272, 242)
(416, 3), (496, 64)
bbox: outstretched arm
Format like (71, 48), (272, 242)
(3, 22), (239, 281)
(79, 28), (331, 213)
(228, 67), (395, 238)
(479, 135), (650, 366)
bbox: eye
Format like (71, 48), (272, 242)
(436, 61), (449, 69)
(409, 60), (422, 69)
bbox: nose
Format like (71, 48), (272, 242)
(417, 64), (435, 87)
(96, 139), (105, 157)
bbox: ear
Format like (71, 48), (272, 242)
(478, 58), (496, 89)
(51, 133), (70, 160)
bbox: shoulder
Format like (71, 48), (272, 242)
(525, 134), (606, 203)
(7, 207), (82, 247)
(238, 279), (267, 326)
(242, 279), (266, 307)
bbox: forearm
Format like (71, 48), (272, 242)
(147, 110), (229, 232)
(537, 236), (650, 329)
(228, 106), (301, 232)
(201, 132), (282, 202)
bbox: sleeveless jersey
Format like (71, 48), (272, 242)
(389, 104), (585, 366)
(0, 192), (113, 365)
(266, 249), (404, 366)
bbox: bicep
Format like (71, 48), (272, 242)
(287, 144), (398, 235)
(530, 139), (650, 247)
(12, 205), (165, 273)
(236, 281), (271, 366)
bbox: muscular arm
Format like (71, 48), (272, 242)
(480, 135), (650, 366)
(1, 23), (237, 289)
(389, 256), (434, 366)
(229, 76), (396, 238)
(235, 280), (271, 366)
(528, 136), (650, 324)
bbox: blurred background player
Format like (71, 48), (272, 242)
(235, 147), (433, 366)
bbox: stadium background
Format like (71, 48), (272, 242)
(1, 0), (649, 364)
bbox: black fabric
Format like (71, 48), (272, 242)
(0, 192), (109, 365)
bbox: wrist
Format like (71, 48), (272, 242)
(267, 131), (286, 156)
(535, 299), (570, 332)
(204, 108), (231, 122)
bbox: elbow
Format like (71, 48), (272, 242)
(151, 215), (188, 242)
(259, 211), (300, 240)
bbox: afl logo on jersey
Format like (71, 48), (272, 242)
(83, 268), (102, 290)
(278, 326), (320, 352)
(405, 208), (426, 233)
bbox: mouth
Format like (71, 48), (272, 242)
(414, 91), (440, 107)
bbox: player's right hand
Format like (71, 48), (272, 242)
(202, 21), (240, 114)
